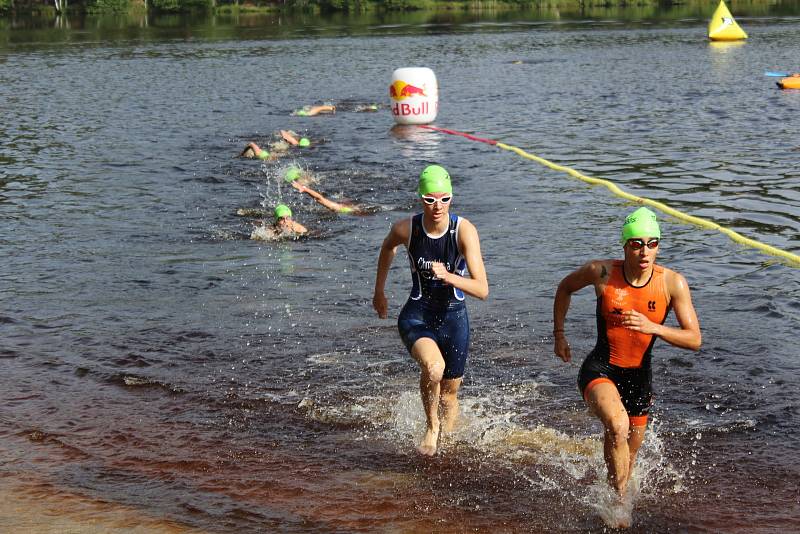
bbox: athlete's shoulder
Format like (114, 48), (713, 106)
(385, 216), (411, 244)
(454, 216), (480, 242)
(661, 266), (692, 295)
(584, 259), (616, 280)
(454, 215), (478, 232)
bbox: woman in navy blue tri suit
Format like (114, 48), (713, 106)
(373, 165), (489, 456)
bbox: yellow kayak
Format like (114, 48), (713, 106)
(708, 0), (748, 41)
(778, 76), (800, 90)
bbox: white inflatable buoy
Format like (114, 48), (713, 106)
(389, 67), (438, 125)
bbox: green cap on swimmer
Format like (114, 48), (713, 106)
(256, 150), (270, 160)
(295, 109), (309, 117)
(298, 137), (311, 147)
(621, 207), (660, 244)
(418, 165), (452, 196)
(274, 204), (292, 220)
(284, 167), (302, 182)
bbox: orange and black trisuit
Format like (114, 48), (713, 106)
(578, 260), (671, 426)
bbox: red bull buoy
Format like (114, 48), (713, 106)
(390, 67), (438, 125)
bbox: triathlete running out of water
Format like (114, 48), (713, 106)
(552, 207), (701, 523)
(373, 165), (488, 456)
(250, 204), (307, 241)
(239, 130), (311, 160)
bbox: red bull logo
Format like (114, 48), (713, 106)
(389, 80), (427, 100)
(392, 100), (437, 118)
(389, 70), (438, 124)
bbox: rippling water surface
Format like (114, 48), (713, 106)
(1, 8), (799, 533)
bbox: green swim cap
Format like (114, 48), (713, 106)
(256, 150), (270, 160)
(298, 137), (311, 147)
(296, 109), (308, 116)
(274, 204), (292, 220)
(284, 167), (302, 182)
(621, 207), (661, 244)
(418, 165), (452, 196)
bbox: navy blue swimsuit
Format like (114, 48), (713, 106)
(397, 213), (470, 379)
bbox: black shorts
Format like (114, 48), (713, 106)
(578, 352), (653, 422)
(397, 299), (469, 380)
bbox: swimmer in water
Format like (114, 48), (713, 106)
(240, 142), (278, 161)
(290, 180), (370, 215)
(250, 204), (307, 241)
(293, 104), (336, 117)
(278, 130), (312, 147)
(373, 165), (489, 456)
(239, 131), (311, 160)
(552, 207), (701, 527)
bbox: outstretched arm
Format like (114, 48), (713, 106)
(280, 130), (300, 146)
(373, 219), (409, 319)
(292, 181), (349, 213)
(553, 260), (606, 362)
(307, 105), (336, 116)
(431, 219), (488, 300)
(621, 270), (701, 351)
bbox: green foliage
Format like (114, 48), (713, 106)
(0, 0), (12, 15)
(379, 0), (431, 9)
(86, 0), (134, 13)
(278, 0), (372, 12)
(151, 0), (215, 12)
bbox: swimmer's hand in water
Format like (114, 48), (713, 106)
(373, 291), (388, 319)
(430, 262), (450, 283)
(622, 310), (658, 335)
(291, 181), (307, 193)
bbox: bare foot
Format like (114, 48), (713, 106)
(416, 426), (439, 456)
(612, 489), (633, 528)
(440, 410), (459, 435)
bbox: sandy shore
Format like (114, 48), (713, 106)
(0, 477), (205, 534)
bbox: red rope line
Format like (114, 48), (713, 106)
(418, 125), (498, 145)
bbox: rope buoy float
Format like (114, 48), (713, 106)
(418, 125), (800, 267)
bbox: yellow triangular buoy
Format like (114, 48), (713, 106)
(708, 0), (748, 41)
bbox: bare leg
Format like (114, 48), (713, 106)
(626, 423), (647, 483)
(439, 377), (463, 434)
(586, 382), (631, 495)
(410, 338), (445, 456)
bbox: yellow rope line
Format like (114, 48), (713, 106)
(496, 142), (800, 267)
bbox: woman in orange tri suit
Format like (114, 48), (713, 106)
(552, 207), (701, 505)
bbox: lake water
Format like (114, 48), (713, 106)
(1, 6), (799, 533)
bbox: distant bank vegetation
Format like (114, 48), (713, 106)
(0, 0), (787, 16)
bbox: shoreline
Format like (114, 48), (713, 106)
(0, 476), (205, 534)
(1, 0), (783, 18)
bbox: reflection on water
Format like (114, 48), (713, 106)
(1, 5), (800, 533)
(4, 0), (800, 43)
(389, 124), (442, 159)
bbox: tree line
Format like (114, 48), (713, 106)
(2, 0), (545, 16)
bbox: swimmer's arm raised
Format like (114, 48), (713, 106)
(436, 219), (488, 300)
(240, 142), (265, 158)
(280, 130), (300, 146)
(373, 219), (409, 319)
(552, 260), (606, 362)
